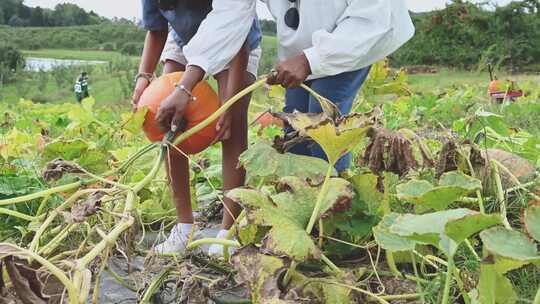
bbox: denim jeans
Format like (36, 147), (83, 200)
(284, 66), (371, 172)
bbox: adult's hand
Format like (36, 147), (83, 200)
(155, 89), (191, 133)
(267, 53), (311, 88)
(131, 77), (151, 112)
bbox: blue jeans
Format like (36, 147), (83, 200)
(284, 67), (371, 172)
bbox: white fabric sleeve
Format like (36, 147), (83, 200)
(303, 0), (412, 77)
(183, 0), (257, 76)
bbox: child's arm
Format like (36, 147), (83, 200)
(155, 0), (256, 132)
(132, 30), (168, 111)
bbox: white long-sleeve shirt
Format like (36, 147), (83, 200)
(184, 0), (415, 78)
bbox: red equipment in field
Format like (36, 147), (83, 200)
(487, 63), (523, 103)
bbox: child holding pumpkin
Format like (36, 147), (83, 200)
(131, 0), (262, 256)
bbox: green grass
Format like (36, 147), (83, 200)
(408, 67), (540, 92)
(0, 67), (128, 106)
(22, 49), (133, 61)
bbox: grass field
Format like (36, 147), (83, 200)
(408, 68), (540, 92)
(21, 49), (130, 61)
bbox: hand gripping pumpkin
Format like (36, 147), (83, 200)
(138, 72), (220, 154)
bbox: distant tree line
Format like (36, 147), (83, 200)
(0, 0), (104, 27)
(393, 0), (540, 70)
(0, 23), (146, 55)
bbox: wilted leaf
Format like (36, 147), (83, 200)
(231, 246), (287, 303)
(42, 159), (83, 181)
(43, 139), (88, 161)
(373, 213), (416, 252)
(290, 271), (352, 304)
(281, 112), (372, 165)
(524, 203), (540, 242)
(62, 191), (105, 223)
(480, 227), (540, 262)
(240, 142), (335, 183)
(396, 172), (481, 211)
(4, 258), (48, 304)
(228, 176), (353, 261)
(445, 213), (501, 244)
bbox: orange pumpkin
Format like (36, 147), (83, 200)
(138, 72), (220, 154)
(488, 80), (504, 94)
(254, 112), (285, 128)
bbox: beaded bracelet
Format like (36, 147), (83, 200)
(174, 83), (197, 101)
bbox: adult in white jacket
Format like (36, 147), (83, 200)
(179, 0), (414, 172)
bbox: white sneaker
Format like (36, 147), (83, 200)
(153, 223), (198, 255)
(208, 229), (236, 258)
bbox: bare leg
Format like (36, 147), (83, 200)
(214, 47), (252, 230)
(163, 59), (185, 74)
(162, 60), (193, 224)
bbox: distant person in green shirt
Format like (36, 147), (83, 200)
(74, 72), (89, 102)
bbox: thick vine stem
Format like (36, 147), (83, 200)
(320, 253), (342, 274)
(224, 210), (246, 260)
(306, 165), (334, 234)
(441, 256), (455, 304)
(0, 207), (37, 221)
(490, 160), (511, 229)
(186, 238), (240, 251)
(0, 181), (82, 206)
(140, 268), (173, 303)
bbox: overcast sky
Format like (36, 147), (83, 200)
(24, 0), (514, 20)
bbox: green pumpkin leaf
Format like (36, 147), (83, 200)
(524, 203), (540, 242)
(81, 97), (95, 111)
(239, 142), (335, 183)
(121, 107), (148, 134)
(373, 213), (416, 252)
(445, 213), (501, 244)
(493, 256), (529, 274)
(78, 149), (109, 173)
(282, 112), (372, 165)
(397, 172), (481, 211)
(227, 176), (353, 261)
(480, 227), (540, 262)
(43, 139), (88, 161)
(67, 104), (94, 127)
(350, 173), (383, 215)
(389, 208), (477, 256)
(478, 263), (517, 304)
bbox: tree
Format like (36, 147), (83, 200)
(8, 15), (25, 27)
(0, 45), (25, 70)
(30, 6), (44, 26)
(17, 0), (31, 19)
(0, 7), (5, 24)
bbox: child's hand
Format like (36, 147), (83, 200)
(132, 77), (151, 112)
(156, 90), (190, 133)
(213, 111), (232, 143)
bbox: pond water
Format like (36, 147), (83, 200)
(25, 57), (107, 72)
